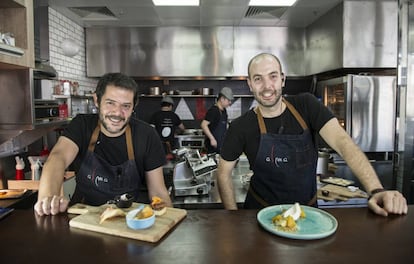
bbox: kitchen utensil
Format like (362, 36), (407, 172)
(68, 203), (187, 243)
(108, 193), (134, 208)
(0, 189), (27, 199)
(201, 87), (213, 95)
(319, 184), (368, 200)
(316, 150), (331, 175)
(149, 86), (161, 95)
(320, 176), (354, 186)
(126, 206), (155, 230)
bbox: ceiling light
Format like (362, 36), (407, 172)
(249, 0), (297, 6)
(152, 0), (199, 6)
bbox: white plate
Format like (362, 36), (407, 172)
(257, 204), (338, 240)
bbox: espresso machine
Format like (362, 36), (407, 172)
(173, 148), (217, 196)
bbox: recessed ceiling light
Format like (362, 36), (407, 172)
(249, 0), (297, 6)
(152, 0), (199, 6)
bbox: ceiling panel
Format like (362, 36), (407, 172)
(37, 0), (388, 28)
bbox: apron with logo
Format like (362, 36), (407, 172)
(244, 99), (318, 209)
(74, 123), (142, 206)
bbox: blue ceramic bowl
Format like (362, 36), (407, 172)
(126, 207), (155, 230)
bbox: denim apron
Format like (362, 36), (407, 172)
(244, 99), (318, 209)
(74, 123), (141, 206)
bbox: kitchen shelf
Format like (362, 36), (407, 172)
(0, 0), (34, 68)
(0, 43), (24, 57)
(52, 94), (95, 117)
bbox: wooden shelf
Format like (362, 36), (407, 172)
(0, 0), (34, 68)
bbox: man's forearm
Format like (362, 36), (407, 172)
(38, 154), (67, 199)
(217, 162), (238, 210)
(339, 140), (383, 193)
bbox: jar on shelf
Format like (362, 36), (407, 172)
(72, 82), (79, 96)
(54, 83), (62, 95)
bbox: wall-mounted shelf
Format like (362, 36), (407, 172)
(0, 0), (34, 68)
(0, 43), (24, 57)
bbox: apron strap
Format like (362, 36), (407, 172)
(163, 141), (172, 154)
(255, 107), (267, 134)
(125, 125), (134, 160)
(283, 99), (308, 130)
(88, 123), (101, 152)
(255, 97), (309, 134)
(88, 122), (135, 160)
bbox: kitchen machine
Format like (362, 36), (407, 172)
(172, 148), (217, 196)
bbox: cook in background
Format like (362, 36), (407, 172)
(150, 96), (185, 156)
(217, 53), (407, 216)
(34, 72), (172, 216)
(201, 87), (234, 154)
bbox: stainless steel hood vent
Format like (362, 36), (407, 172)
(68, 6), (117, 21)
(33, 59), (57, 79)
(244, 6), (288, 18)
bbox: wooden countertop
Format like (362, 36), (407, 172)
(0, 206), (413, 263)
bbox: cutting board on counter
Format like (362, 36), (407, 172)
(0, 189), (27, 199)
(318, 184), (368, 201)
(68, 203), (187, 243)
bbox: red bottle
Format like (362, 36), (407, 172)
(59, 101), (69, 118)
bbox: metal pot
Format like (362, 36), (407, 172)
(149, 86), (161, 95)
(202, 87), (213, 95)
(194, 88), (213, 95)
(316, 151), (331, 175)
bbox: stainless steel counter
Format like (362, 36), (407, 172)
(166, 160), (367, 209)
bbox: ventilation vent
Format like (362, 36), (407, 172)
(68, 6), (117, 20)
(244, 6), (288, 18)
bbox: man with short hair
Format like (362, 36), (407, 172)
(34, 72), (172, 215)
(217, 53), (407, 217)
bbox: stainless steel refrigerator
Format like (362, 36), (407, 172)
(317, 74), (396, 153)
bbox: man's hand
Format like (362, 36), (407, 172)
(210, 138), (217, 148)
(368, 190), (408, 216)
(34, 195), (69, 216)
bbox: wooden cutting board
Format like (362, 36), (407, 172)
(318, 184), (368, 201)
(68, 203), (187, 243)
(0, 189), (27, 199)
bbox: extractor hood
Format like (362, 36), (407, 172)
(33, 59), (57, 79)
(34, 6), (57, 79)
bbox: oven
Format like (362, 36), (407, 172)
(34, 99), (60, 122)
(176, 135), (205, 149)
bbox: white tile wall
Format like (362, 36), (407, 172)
(48, 7), (98, 94)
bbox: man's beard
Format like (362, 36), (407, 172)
(254, 89), (282, 108)
(99, 113), (129, 134)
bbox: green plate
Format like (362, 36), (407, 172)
(257, 204), (338, 240)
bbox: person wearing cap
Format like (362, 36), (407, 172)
(150, 96), (185, 155)
(201, 87), (234, 154)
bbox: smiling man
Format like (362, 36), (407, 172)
(217, 53), (407, 217)
(34, 73), (172, 216)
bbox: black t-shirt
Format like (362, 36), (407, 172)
(221, 93), (335, 167)
(204, 105), (227, 131)
(150, 110), (182, 143)
(63, 114), (166, 177)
